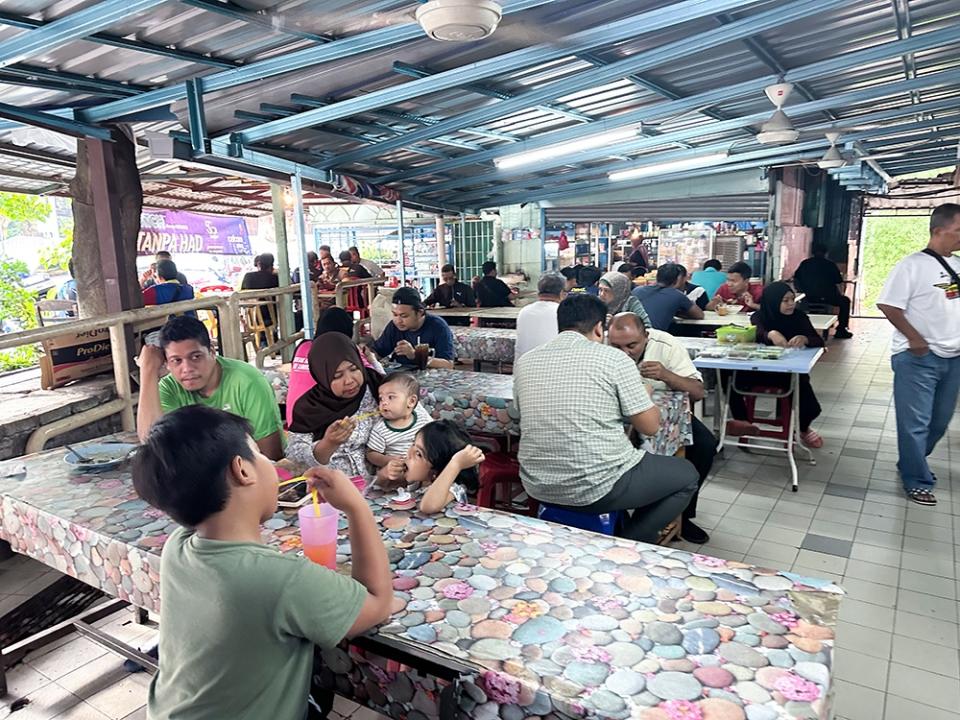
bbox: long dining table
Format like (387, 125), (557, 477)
(1, 436), (844, 720)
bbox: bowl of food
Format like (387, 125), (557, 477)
(64, 443), (137, 470)
(715, 305), (729, 316)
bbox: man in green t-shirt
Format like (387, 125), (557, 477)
(137, 316), (284, 460)
(132, 406), (392, 720)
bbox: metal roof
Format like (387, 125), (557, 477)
(0, 0), (956, 212)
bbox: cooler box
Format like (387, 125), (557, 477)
(716, 325), (756, 344)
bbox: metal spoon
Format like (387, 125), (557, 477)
(65, 444), (92, 463)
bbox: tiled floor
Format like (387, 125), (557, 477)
(2, 317), (958, 720)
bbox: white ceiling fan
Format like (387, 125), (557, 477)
(756, 82), (800, 145)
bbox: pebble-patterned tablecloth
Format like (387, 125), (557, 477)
(0, 443), (843, 720)
(416, 369), (693, 456)
(452, 327), (517, 364)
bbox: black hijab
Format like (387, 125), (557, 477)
(752, 282), (814, 339)
(289, 332), (382, 440)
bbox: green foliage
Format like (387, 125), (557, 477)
(860, 216), (928, 316)
(38, 224), (74, 272)
(0, 345), (39, 372)
(0, 258), (37, 330)
(0, 192), (50, 224)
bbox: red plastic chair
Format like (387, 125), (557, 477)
(476, 451), (538, 516)
(345, 286), (369, 319)
(738, 383), (794, 441)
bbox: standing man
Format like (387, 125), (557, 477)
(513, 294), (698, 544)
(608, 313), (715, 543)
(424, 264), (476, 308)
(476, 261), (514, 307)
(877, 203), (960, 506)
(514, 271), (564, 362)
(793, 242), (853, 339)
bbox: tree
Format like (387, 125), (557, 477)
(38, 222), (74, 272)
(860, 215), (928, 316)
(0, 192), (50, 241)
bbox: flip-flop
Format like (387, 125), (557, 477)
(800, 429), (824, 448)
(906, 488), (937, 506)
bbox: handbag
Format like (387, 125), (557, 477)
(922, 248), (960, 296)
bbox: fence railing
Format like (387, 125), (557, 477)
(0, 278), (386, 452)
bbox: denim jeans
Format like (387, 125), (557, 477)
(891, 350), (960, 491)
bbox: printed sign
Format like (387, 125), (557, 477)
(137, 210), (252, 256)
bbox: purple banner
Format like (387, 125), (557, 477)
(137, 210), (251, 256)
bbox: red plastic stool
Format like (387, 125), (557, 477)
(345, 286), (369, 319)
(739, 384), (794, 440)
(476, 452), (538, 516)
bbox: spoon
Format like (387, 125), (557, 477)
(65, 444), (92, 463)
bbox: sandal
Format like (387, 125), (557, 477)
(906, 488), (937, 506)
(800, 429), (823, 448)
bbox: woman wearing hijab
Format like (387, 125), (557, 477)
(598, 271), (652, 328)
(286, 332), (383, 478)
(739, 282), (824, 447)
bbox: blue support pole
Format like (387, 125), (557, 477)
(291, 170), (315, 340)
(397, 200), (407, 287)
(80, 0), (558, 123)
(185, 78), (208, 155)
(233, 0), (768, 147)
(0, 0), (168, 69)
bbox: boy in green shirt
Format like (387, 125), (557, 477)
(137, 316), (284, 460)
(133, 405), (392, 720)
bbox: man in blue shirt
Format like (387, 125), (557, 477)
(371, 287), (455, 369)
(691, 259), (727, 300)
(632, 263), (704, 331)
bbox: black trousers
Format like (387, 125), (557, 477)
(728, 371), (822, 432)
(567, 453), (698, 544)
(683, 416), (717, 520)
(804, 291), (850, 330)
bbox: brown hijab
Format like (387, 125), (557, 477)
(289, 332), (383, 440)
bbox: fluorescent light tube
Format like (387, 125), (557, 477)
(608, 152), (728, 182)
(494, 127), (639, 169)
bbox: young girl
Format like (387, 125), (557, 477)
(404, 421), (484, 514)
(751, 282), (825, 448)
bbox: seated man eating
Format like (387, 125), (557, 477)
(607, 313), (717, 544)
(137, 316), (284, 460)
(513, 294), (698, 544)
(370, 287), (455, 369)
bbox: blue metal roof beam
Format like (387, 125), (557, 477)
(232, 0), (775, 147)
(315, 0), (860, 170)
(0, 0), (168, 69)
(437, 76), (960, 205)
(382, 25), (960, 185)
(0, 101), (112, 140)
(2, 64), (148, 97)
(179, 0), (334, 44)
(715, 12), (838, 123)
(891, 0), (919, 108)
(81, 0), (558, 122)
(392, 60), (593, 125)
(462, 150), (829, 210)
(409, 73), (960, 198)
(0, 10), (239, 68)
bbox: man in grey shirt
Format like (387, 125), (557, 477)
(514, 294), (698, 543)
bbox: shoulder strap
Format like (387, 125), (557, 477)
(921, 248), (960, 288)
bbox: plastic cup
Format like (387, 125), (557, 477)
(298, 503), (338, 569)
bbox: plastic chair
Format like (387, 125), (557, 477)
(537, 504), (621, 535)
(735, 377), (794, 442)
(476, 451), (538, 516)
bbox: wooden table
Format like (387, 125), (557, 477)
(1, 436), (844, 720)
(675, 311), (838, 340)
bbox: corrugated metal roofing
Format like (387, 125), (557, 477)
(0, 0), (956, 211)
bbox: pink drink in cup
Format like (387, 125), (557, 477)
(298, 503), (338, 569)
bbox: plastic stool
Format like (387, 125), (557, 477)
(537, 504), (621, 536)
(739, 383), (794, 441)
(476, 452), (537, 516)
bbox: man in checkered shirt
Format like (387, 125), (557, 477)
(514, 294), (698, 544)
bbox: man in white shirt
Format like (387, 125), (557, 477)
(877, 203), (960, 506)
(514, 272), (564, 362)
(608, 313), (716, 544)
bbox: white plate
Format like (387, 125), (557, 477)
(64, 442), (137, 470)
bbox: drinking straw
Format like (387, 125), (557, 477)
(311, 489), (322, 516)
(277, 476), (306, 487)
